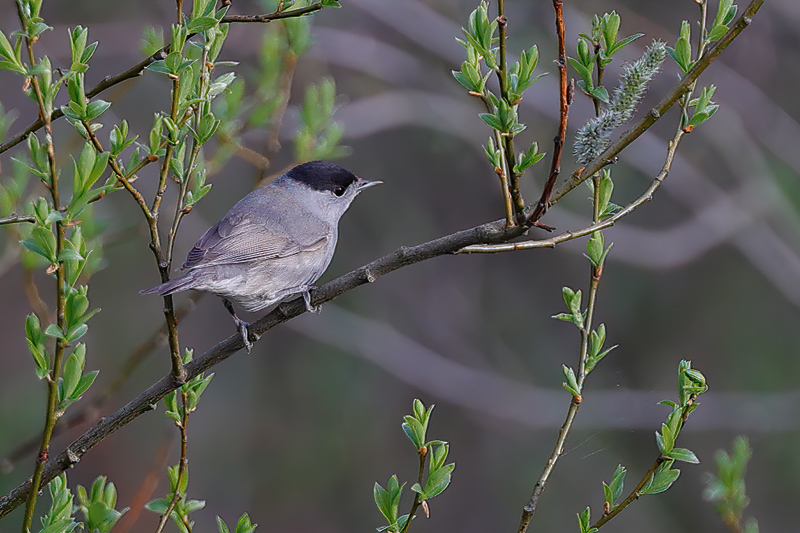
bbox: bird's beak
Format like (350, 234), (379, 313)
(355, 178), (383, 192)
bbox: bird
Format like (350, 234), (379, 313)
(141, 160), (381, 352)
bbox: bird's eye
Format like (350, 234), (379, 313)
(333, 185), (347, 197)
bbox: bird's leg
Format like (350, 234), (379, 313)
(302, 287), (321, 314)
(223, 298), (253, 353)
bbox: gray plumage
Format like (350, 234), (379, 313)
(142, 161), (381, 350)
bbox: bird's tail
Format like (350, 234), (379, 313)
(140, 272), (197, 296)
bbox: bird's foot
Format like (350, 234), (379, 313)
(235, 316), (253, 353)
(223, 298), (254, 353)
(302, 289), (321, 314)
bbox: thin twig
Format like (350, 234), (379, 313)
(400, 448), (427, 533)
(154, 391), (189, 533)
(529, 0), (569, 225)
(590, 396), (697, 529)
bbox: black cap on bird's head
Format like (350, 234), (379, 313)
(286, 161), (359, 194)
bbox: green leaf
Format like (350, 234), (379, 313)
(667, 447), (699, 464)
(577, 506), (597, 533)
(187, 16), (218, 34)
(402, 416), (425, 449)
(145, 498), (171, 514)
(421, 462), (455, 499)
(45, 323), (66, 339)
(641, 461), (680, 495)
(562, 365), (580, 397)
(25, 313), (49, 378)
(568, 57), (593, 89)
(608, 464), (626, 504)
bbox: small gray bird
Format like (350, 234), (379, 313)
(141, 160), (381, 351)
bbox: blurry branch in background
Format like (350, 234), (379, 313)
(704, 437), (759, 533)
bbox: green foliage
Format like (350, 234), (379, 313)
(375, 400), (455, 532)
(562, 365), (580, 397)
(76, 476), (128, 532)
(165, 349), (215, 424)
(576, 506), (598, 533)
(602, 465), (627, 508)
(217, 513), (258, 533)
(145, 469), (206, 533)
(38, 474), (78, 533)
(668, 21), (693, 74)
(706, 0), (738, 44)
(374, 475), (408, 533)
(295, 77), (348, 162)
(685, 85), (719, 129)
(571, 12), (643, 101)
(585, 323), (617, 374)
(553, 286), (584, 327)
(57, 343), (98, 412)
(704, 437), (759, 533)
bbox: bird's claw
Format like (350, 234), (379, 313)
(303, 289), (321, 314)
(236, 318), (253, 353)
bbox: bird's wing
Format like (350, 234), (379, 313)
(182, 210), (327, 270)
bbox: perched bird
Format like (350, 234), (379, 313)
(141, 160), (381, 351)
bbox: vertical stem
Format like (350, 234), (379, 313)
(16, 7), (67, 531)
(150, 70), (186, 383)
(495, 0), (524, 223)
(529, 0), (569, 225)
(400, 448), (427, 533)
(154, 392), (190, 533)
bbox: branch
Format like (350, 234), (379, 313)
(547, 0), (763, 207)
(219, 2), (325, 23)
(0, 217), (525, 518)
(529, 0), (569, 225)
(0, 214), (35, 225)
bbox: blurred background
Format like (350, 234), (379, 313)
(1, 0), (798, 531)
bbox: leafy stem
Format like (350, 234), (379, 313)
(16, 3), (69, 530)
(154, 391), (190, 533)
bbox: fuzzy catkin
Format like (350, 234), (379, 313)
(573, 40), (667, 165)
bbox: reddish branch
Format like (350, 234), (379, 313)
(529, 0), (569, 226)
